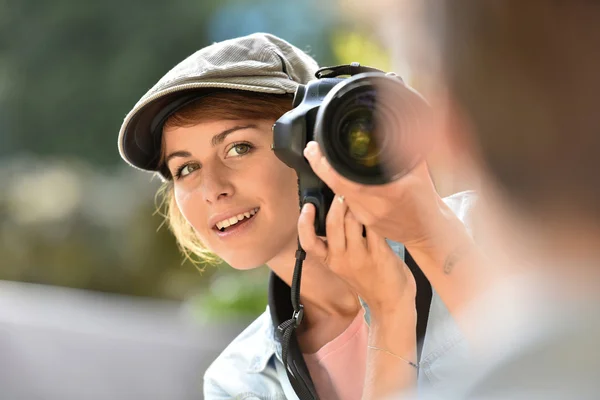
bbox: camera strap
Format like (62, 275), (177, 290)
(405, 248), (433, 364)
(315, 62), (386, 79)
(276, 240), (319, 400)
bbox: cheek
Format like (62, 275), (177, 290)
(269, 164), (301, 220)
(174, 185), (207, 234)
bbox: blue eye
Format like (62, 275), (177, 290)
(226, 142), (253, 157)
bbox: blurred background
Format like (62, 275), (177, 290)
(0, 0), (431, 398)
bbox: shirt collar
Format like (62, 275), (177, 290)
(268, 270), (294, 337)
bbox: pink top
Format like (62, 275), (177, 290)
(303, 311), (368, 400)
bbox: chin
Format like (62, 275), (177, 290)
(221, 253), (270, 270)
(207, 230), (296, 270)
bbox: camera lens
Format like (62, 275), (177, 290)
(315, 73), (429, 185)
(341, 112), (378, 167)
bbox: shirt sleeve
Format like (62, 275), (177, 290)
(203, 377), (233, 400)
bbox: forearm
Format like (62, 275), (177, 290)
(406, 198), (495, 321)
(362, 308), (417, 400)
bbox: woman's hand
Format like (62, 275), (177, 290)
(298, 194), (416, 318)
(299, 194), (419, 399)
(303, 142), (449, 249)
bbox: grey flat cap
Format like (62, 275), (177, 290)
(117, 32), (319, 174)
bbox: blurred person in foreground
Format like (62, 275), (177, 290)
(306, 0), (600, 398)
(117, 33), (477, 399)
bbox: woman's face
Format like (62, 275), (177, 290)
(163, 119), (300, 269)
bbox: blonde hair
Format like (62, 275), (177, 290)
(156, 90), (294, 266)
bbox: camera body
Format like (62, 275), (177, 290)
(272, 64), (428, 236)
(272, 77), (341, 236)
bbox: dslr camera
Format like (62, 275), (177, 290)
(272, 63), (429, 236)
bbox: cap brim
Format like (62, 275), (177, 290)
(118, 83), (294, 176)
(119, 91), (207, 174)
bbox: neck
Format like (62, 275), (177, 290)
(266, 238), (360, 325)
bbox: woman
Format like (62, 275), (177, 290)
(118, 33), (475, 399)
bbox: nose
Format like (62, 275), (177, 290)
(199, 164), (235, 203)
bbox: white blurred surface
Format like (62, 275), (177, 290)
(0, 280), (247, 400)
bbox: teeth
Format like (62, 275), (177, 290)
(215, 208), (259, 231)
(216, 219), (230, 230)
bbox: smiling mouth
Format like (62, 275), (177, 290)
(214, 208), (259, 232)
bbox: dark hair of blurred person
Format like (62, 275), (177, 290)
(439, 0), (600, 223)
(422, 1), (600, 398)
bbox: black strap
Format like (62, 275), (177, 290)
(277, 241), (319, 400)
(315, 62), (385, 79)
(278, 242), (305, 366)
(405, 248), (433, 365)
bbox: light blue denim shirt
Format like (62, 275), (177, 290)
(204, 191), (477, 400)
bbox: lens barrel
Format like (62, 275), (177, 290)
(314, 73), (429, 185)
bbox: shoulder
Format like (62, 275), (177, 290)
(204, 309), (284, 399)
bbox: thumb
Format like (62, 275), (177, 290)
(298, 203), (328, 260)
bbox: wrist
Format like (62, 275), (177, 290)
(405, 199), (475, 270)
(369, 305), (417, 336)
(366, 288), (417, 322)
(368, 309), (417, 359)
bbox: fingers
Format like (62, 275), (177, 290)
(304, 141), (383, 228)
(344, 209), (366, 251)
(304, 142), (362, 195)
(341, 198), (376, 228)
(325, 194), (349, 254)
(365, 225), (390, 254)
(298, 203), (328, 260)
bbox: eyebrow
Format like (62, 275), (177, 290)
(165, 150), (192, 166)
(210, 124), (258, 146)
(164, 124), (258, 166)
